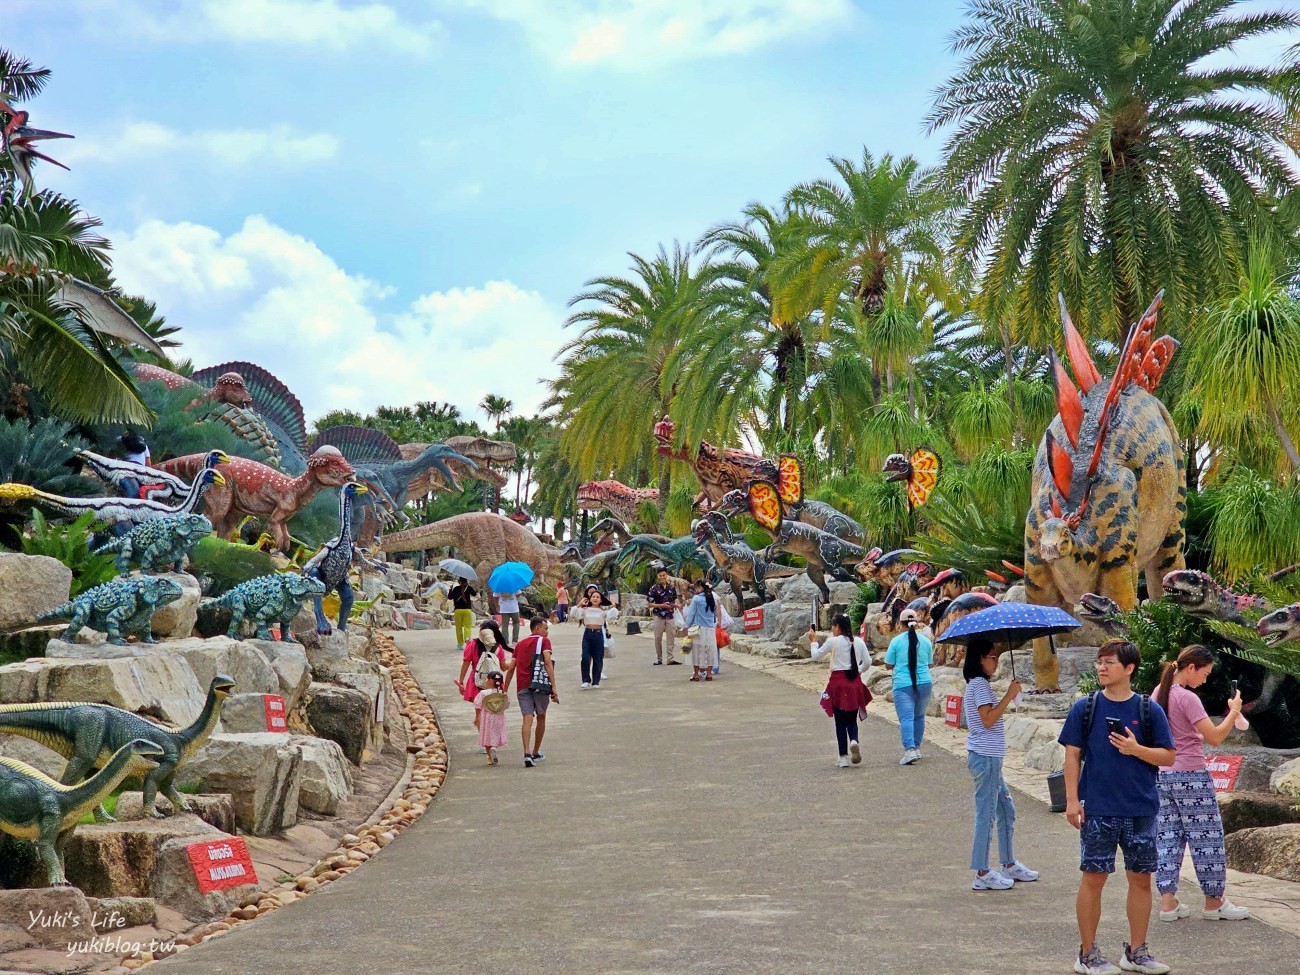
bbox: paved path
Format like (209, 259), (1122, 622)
(165, 625), (1300, 975)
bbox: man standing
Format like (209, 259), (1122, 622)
(497, 590), (521, 644)
(450, 578), (476, 647)
(555, 580), (570, 623)
(646, 566), (681, 666)
(502, 616), (558, 768)
(1059, 639), (1176, 975)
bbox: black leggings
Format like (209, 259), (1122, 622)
(581, 627), (605, 685)
(834, 709), (859, 756)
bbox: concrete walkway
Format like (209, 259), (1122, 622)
(163, 624), (1300, 975)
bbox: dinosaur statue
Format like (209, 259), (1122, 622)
(406, 435), (516, 497)
(561, 549), (624, 594)
(718, 487), (864, 546)
(304, 482), (387, 635)
(92, 513), (212, 574)
(1075, 593), (1128, 637)
(0, 95), (74, 198)
(654, 416), (789, 508)
(854, 548), (922, 589)
(1162, 569), (1269, 623)
(743, 481), (869, 601)
(882, 448), (943, 511)
(160, 447), (355, 551)
(586, 518), (638, 556)
(616, 534), (707, 576)
(74, 447), (229, 503)
(930, 592), (1001, 665)
(1024, 293), (1185, 691)
(379, 512), (566, 590)
(1258, 604), (1300, 646)
(201, 573), (325, 642)
(37, 576), (184, 645)
(576, 480), (660, 526)
(0, 739), (164, 886)
(0, 468), (224, 529)
(690, 517), (802, 602)
(0, 676), (235, 821)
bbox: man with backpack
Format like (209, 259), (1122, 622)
(1059, 639), (1176, 975)
(502, 616), (559, 768)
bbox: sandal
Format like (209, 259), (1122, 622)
(689, 675), (700, 682)
(489, 754), (498, 765)
(704, 675), (713, 681)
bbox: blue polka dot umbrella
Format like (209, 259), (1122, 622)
(938, 602), (1081, 679)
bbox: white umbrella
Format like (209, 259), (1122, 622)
(438, 558), (477, 581)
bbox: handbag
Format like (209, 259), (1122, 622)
(715, 625), (731, 649)
(526, 637), (552, 694)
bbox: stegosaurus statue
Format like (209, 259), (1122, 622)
(1024, 293), (1186, 690)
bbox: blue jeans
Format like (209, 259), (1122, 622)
(893, 683), (932, 750)
(580, 627), (604, 685)
(968, 752), (1016, 871)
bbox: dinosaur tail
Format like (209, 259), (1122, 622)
(0, 706), (77, 756)
(0, 482), (77, 516)
(35, 600), (75, 624)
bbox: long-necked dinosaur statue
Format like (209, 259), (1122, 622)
(0, 739), (165, 886)
(304, 481), (387, 635)
(380, 511), (566, 589)
(37, 576), (185, 645)
(0, 675), (235, 821)
(74, 447), (228, 503)
(1024, 293), (1186, 691)
(0, 468), (224, 529)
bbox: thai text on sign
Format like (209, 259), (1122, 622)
(945, 694), (962, 728)
(742, 607), (764, 631)
(263, 694), (287, 732)
(186, 838), (257, 893)
(1206, 754), (1244, 793)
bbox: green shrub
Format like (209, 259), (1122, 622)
(19, 510), (118, 595)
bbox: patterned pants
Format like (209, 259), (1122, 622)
(1156, 769), (1226, 898)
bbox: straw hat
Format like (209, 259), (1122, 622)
(480, 690), (509, 714)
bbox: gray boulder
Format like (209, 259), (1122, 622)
(0, 552), (73, 630)
(218, 692), (287, 735)
(0, 886), (93, 949)
(247, 638), (311, 710)
(148, 571), (201, 639)
(0, 654), (205, 725)
(292, 734), (354, 815)
(176, 733), (303, 835)
(1270, 757), (1300, 796)
(306, 682), (374, 765)
(1224, 823), (1300, 883)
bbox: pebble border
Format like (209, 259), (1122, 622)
(109, 631), (446, 972)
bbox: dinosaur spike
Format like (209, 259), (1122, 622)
(1000, 559), (1025, 577)
(1086, 415), (1109, 479)
(1044, 430), (1074, 500)
(1050, 494), (1062, 519)
(1058, 294), (1101, 392)
(1137, 336), (1179, 393)
(1049, 347), (1084, 449)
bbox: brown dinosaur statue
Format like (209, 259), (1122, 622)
(1024, 293), (1186, 691)
(161, 447), (355, 551)
(576, 479), (660, 525)
(402, 436), (517, 498)
(379, 512), (566, 589)
(654, 416), (780, 507)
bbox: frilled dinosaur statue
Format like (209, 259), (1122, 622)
(882, 448), (943, 512)
(379, 512), (566, 589)
(717, 475), (865, 545)
(744, 480), (869, 601)
(576, 479), (660, 525)
(161, 447), (354, 551)
(304, 481), (387, 635)
(1024, 293), (1185, 691)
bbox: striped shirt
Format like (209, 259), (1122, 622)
(964, 677), (1006, 758)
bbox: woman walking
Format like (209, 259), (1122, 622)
(455, 620), (511, 731)
(555, 581), (570, 623)
(573, 585), (617, 688)
(1153, 645), (1249, 922)
(963, 639), (1037, 890)
(682, 580), (718, 682)
(808, 614), (871, 768)
(885, 608), (934, 765)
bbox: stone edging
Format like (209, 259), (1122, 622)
(111, 631), (446, 972)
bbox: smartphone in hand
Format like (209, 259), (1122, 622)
(1105, 717), (1126, 736)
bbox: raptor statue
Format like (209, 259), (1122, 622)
(715, 454), (864, 545)
(1024, 293), (1185, 691)
(743, 480), (869, 601)
(576, 479), (660, 526)
(379, 511), (566, 590)
(690, 514), (803, 603)
(0, 468), (224, 529)
(616, 534), (708, 576)
(304, 481), (387, 635)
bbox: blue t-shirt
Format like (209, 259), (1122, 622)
(884, 631), (933, 689)
(1057, 692), (1174, 817)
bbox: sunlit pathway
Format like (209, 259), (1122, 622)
(163, 625), (1299, 975)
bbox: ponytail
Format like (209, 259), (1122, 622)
(907, 623), (919, 694)
(1155, 644), (1215, 709)
(701, 582), (715, 613)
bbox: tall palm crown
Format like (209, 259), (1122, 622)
(928, 0), (1299, 344)
(479, 394), (512, 432)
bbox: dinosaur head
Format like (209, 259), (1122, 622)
(343, 480), (370, 500)
(209, 674), (237, 699)
(1161, 569), (1210, 608)
(716, 489), (748, 517)
(1077, 592), (1121, 626)
(144, 577), (185, 605)
(882, 454), (911, 482)
(1256, 603), (1300, 646)
(420, 443), (474, 493)
(285, 573), (328, 597)
(653, 416), (677, 455)
(198, 468), (226, 489)
(212, 373), (254, 407)
(690, 519), (714, 544)
(307, 446), (355, 486)
(177, 514), (213, 538)
(1038, 518), (1075, 562)
(853, 547), (884, 581)
(124, 738), (166, 773)
(919, 567), (966, 598)
(204, 449), (231, 470)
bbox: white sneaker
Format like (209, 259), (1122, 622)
(1003, 861), (1039, 882)
(837, 756), (851, 768)
(971, 870), (1013, 890)
(1158, 901), (1190, 922)
(580, 682), (592, 689)
(849, 741), (861, 764)
(900, 749), (919, 765)
(1202, 900), (1250, 920)
(1075, 945), (1120, 975)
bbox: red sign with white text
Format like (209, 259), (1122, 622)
(1206, 755), (1244, 793)
(263, 694), (287, 733)
(743, 607), (764, 631)
(186, 838), (257, 893)
(945, 694), (962, 728)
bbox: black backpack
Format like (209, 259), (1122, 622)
(1081, 691), (1153, 757)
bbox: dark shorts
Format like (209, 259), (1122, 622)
(517, 688), (550, 716)
(1080, 814), (1158, 874)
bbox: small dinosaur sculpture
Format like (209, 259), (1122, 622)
(561, 549), (624, 593)
(379, 512), (566, 589)
(744, 480), (868, 601)
(37, 576), (184, 645)
(0, 739), (165, 886)
(0, 468), (224, 529)
(92, 513), (212, 574)
(304, 481), (386, 635)
(200, 572), (326, 642)
(0, 676), (235, 821)
(74, 447), (229, 503)
(929, 592), (1000, 666)
(1162, 569), (1269, 624)
(576, 479), (660, 526)
(690, 517), (802, 602)
(616, 534), (707, 576)
(1075, 592), (1128, 637)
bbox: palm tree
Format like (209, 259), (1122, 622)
(929, 0), (1299, 344)
(479, 394), (512, 433)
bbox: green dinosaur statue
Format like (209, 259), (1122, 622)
(37, 576), (184, 645)
(0, 675), (235, 821)
(0, 739), (164, 886)
(92, 513), (213, 574)
(616, 534), (707, 576)
(200, 572), (326, 641)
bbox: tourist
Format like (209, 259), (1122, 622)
(497, 589), (521, 644)
(450, 578), (477, 646)
(573, 585), (617, 688)
(962, 638), (1037, 890)
(113, 432), (151, 537)
(1058, 639), (1176, 975)
(1152, 645), (1249, 922)
(646, 566), (680, 666)
(885, 608), (934, 765)
(473, 671), (508, 765)
(807, 614), (871, 768)
(682, 579), (718, 682)
(555, 581), (570, 623)
(502, 617), (558, 767)
(455, 621), (512, 732)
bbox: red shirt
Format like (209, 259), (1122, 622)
(513, 634), (552, 691)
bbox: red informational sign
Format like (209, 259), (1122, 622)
(743, 607), (764, 631)
(945, 694), (962, 728)
(1206, 754), (1244, 793)
(262, 694), (287, 733)
(186, 838), (257, 893)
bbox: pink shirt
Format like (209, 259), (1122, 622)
(1164, 683), (1210, 771)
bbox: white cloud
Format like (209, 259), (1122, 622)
(64, 122), (338, 170)
(108, 215), (564, 423)
(457, 0), (856, 67)
(73, 0), (441, 55)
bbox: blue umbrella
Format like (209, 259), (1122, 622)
(938, 601), (1081, 679)
(488, 561), (534, 594)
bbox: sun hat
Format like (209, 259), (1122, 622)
(480, 690), (509, 714)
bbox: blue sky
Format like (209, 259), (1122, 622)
(13, 1), (1297, 424)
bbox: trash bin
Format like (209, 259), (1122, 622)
(1047, 770), (1067, 813)
(625, 620), (642, 635)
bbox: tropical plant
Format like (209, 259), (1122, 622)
(0, 416), (93, 495)
(1204, 466), (1300, 579)
(19, 510), (117, 595)
(479, 394), (512, 433)
(187, 535), (276, 597)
